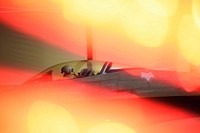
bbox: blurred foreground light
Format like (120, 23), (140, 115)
(178, 15), (200, 65)
(121, 1), (169, 47)
(63, 0), (122, 26)
(27, 101), (79, 133)
(137, 0), (178, 16)
(87, 122), (137, 133)
(192, 0), (200, 29)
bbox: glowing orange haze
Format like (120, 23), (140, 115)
(0, 66), (36, 85)
(1, 0), (199, 69)
(1, 1), (200, 133)
(0, 81), (198, 133)
(1, 0), (200, 85)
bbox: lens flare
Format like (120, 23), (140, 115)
(63, 0), (122, 26)
(178, 15), (200, 65)
(192, 0), (200, 29)
(137, 0), (178, 16)
(121, 1), (169, 47)
(27, 101), (79, 133)
(87, 122), (137, 133)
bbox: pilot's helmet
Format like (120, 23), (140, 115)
(61, 65), (73, 75)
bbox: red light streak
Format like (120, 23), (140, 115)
(0, 80), (198, 133)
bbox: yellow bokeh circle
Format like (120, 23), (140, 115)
(178, 15), (200, 65)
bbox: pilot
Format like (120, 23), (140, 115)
(78, 68), (94, 77)
(61, 65), (77, 78)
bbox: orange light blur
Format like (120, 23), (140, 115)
(63, 0), (122, 26)
(0, 66), (36, 85)
(1, 0), (200, 68)
(0, 81), (198, 133)
(1, 0), (200, 133)
(175, 72), (200, 92)
(5, 0), (36, 6)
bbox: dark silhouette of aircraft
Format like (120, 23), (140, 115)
(24, 60), (200, 98)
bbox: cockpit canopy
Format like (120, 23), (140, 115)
(24, 60), (130, 84)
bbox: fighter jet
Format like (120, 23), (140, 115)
(24, 59), (200, 98)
